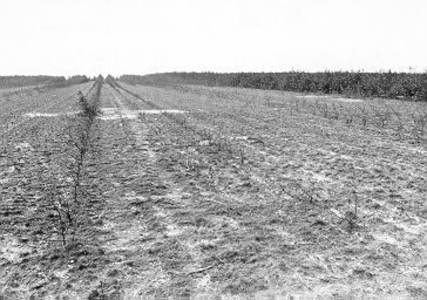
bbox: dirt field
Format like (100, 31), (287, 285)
(1, 82), (426, 299)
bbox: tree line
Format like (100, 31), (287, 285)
(120, 71), (427, 101)
(0, 75), (90, 89)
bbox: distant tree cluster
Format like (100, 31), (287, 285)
(0, 76), (65, 89)
(104, 75), (117, 86)
(120, 71), (427, 101)
(66, 75), (90, 85)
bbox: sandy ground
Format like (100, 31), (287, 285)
(0, 83), (426, 299)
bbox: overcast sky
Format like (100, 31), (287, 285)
(0, 0), (426, 76)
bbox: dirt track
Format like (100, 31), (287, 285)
(1, 83), (427, 299)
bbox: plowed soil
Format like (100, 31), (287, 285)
(1, 82), (426, 299)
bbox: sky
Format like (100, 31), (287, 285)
(0, 0), (426, 77)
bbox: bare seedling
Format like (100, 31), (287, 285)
(330, 102), (340, 120)
(46, 185), (76, 246)
(370, 102), (389, 128)
(358, 105), (370, 127)
(284, 180), (320, 206)
(385, 102), (405, 139)
(344, 170), (360, 231)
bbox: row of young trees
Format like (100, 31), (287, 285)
(120, 71), (427, 101)
(46, 77), (103, 247)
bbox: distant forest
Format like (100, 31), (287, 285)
(120, 72), (427, 101)
(0, 76), (63, 89)
(0, 75), (90, 89)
